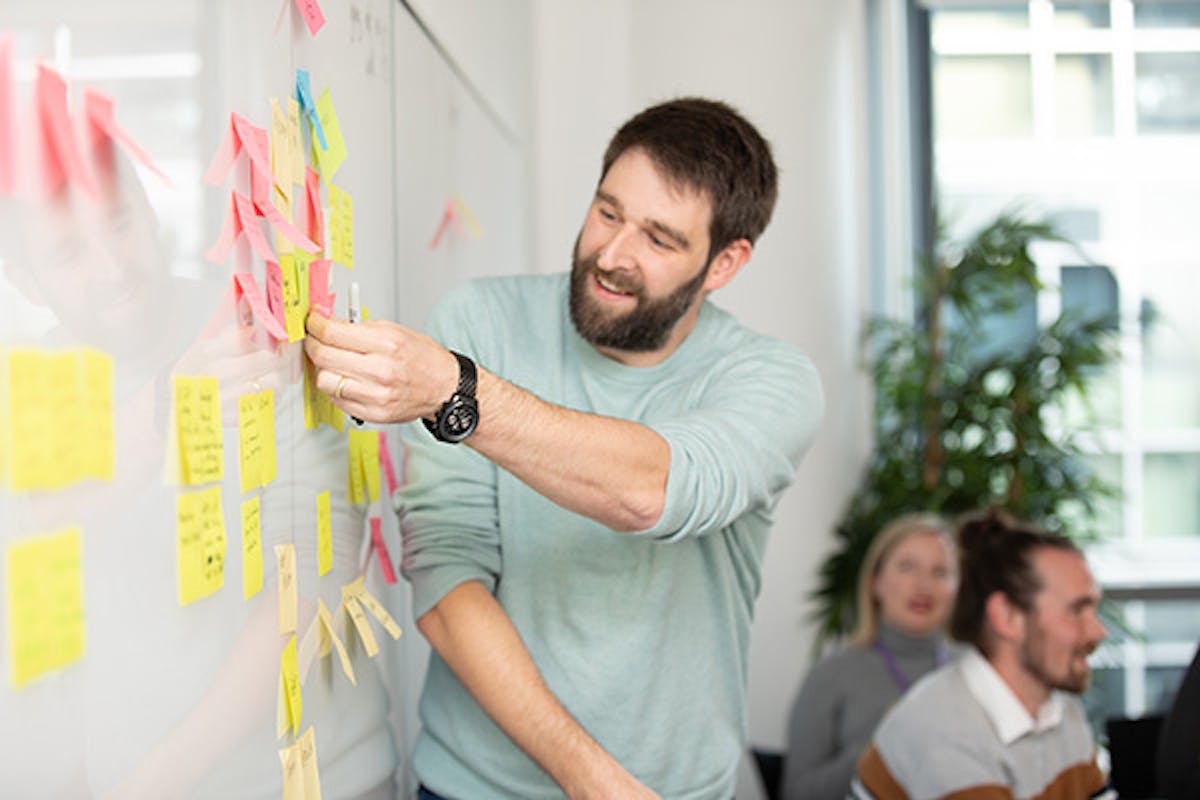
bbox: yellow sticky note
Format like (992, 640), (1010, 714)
(329, 185), (353, 269)
(277, 671), (289, 740)
(316, 490), (332, 577)
(279, 739), (303, 800)
(174, 376), (224, 486)
(348, 577), (402, 640)
(281, 635), (302, 737)
(80, 349), (115, 481)
(45, 351), (81, 489)
(287, 97), (304, 188)
(270, 99), (293, 197)
(341, 593), (378, 658)
(259, 390), (277, 486)
(238, 393), (263, 493)
(0, 347), (9, 485)
(454, 196), (484, 239)
(317, 599), (355, 685)
(176, 486), (227, 606)
(6, 349), (54, 490)
(276, 544), (297, 635)
(298, 726), (322, 800)
(5, 527), (85, 688)
(241, 497), (263, 600)
(280, 254), (305, 343)
(347, 431), (365, 505)
(312, 88), (347, 182)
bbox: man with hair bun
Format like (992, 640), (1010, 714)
(849, 508), (1115, 800)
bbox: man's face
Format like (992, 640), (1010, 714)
(569, 147), (715, 358)
(1017, 548), (1107, 695)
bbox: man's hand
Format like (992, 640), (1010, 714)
(304, 312), (459, 425)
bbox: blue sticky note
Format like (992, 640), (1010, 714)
(295, 69), (327, 150)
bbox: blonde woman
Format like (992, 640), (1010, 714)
(781, 514), (958, 800)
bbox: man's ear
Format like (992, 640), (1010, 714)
(985, 590), (1026, 644)
(703, 238), (752, 292)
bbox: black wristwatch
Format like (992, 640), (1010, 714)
(423, 351), (479, 443)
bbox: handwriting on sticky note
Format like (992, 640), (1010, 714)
(5, 527), (85, 688)
(276, 543), (297, 635)
(294, 0), (327, 35)
(242, 497), (263, 600)
(281, 635), (302, 737)
(176, 486), (227, 606)
(174, 376), (224, 486)
(329, 185), (353, 268)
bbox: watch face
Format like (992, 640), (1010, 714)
(437, 395), (479, 443)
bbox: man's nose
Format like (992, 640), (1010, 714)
(596, 225), (637, 271)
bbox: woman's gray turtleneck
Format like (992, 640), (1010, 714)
(780, 621), (950, 800)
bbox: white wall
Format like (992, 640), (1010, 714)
(531, 0), (874, 751)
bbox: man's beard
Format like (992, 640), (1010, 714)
(1019, 618), (1096, 695)
(568, 249), (709, 352)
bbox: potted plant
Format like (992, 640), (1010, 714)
(812, 211), (1120, 647)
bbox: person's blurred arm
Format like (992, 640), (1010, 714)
(781, 656), (860, 800)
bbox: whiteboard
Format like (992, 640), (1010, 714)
(0, 0), (529, 796)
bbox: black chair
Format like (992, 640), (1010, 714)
(751, 748), (783, 800)
(1106, 714), (1165, 800)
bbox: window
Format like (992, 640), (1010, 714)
(921, 0), (1200, 724)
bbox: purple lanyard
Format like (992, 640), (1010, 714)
(873, 638), (947, 692)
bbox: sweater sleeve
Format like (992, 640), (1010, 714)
(638, 343), (822, 542)
(781, 654), (863, 800)
(397, 284), (502, 620)
(1158, 643), (1200, 800)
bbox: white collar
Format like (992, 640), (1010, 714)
(959, 647), (1066, 745)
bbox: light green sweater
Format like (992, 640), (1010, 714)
(399, 273), (823, 799)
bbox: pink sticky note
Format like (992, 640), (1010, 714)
(378, 431), (399, 496)
(304, 167), (324, 248)
(307, 258), (334, 317)
(369, 518), (397, 585)
(233, 190), (276, 262)
(205, 192), (243, 264)
(233, 272), (289, 341)
(231, 114), (280, 191)
(258, 195), (319, 253)
(265, 260), (286, 332)
(428, 198), (467, 250)
(82, 90), (172, 186)
(35, 64), (98, 200)
(202, 115), (241, 185)
(0, 35), (15, 195)
(294, 0), (327, 36)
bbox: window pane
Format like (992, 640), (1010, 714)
(934, 55), (1034, 139)
(1136, 52), (1200, 134)
(1146, 665), (1189, 713)
(1134, 1), (1200, 29)
(1143, 453), (1200, 538)
(1057, 54), (1114, 136)
(1139, 186), (1200, 243)
(931, 6), (1029, 38)
(1085, 666), (1125, 729)
(1058, 454), (1123, 538)
(1141, 262), (1200, 428)
(1055, 2), (1111, 29)
(1144, 599), (1200, 643)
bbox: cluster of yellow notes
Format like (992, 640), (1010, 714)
(2, 347), (112, 688)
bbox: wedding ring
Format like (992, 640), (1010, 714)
(334, 374), (348, 399)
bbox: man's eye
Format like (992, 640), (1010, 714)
(648, 233), (669, 249)
(598, 208), (617, 222)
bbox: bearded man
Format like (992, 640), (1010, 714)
(850, 509), (1115, 800)
(304, 97), (823, 799)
